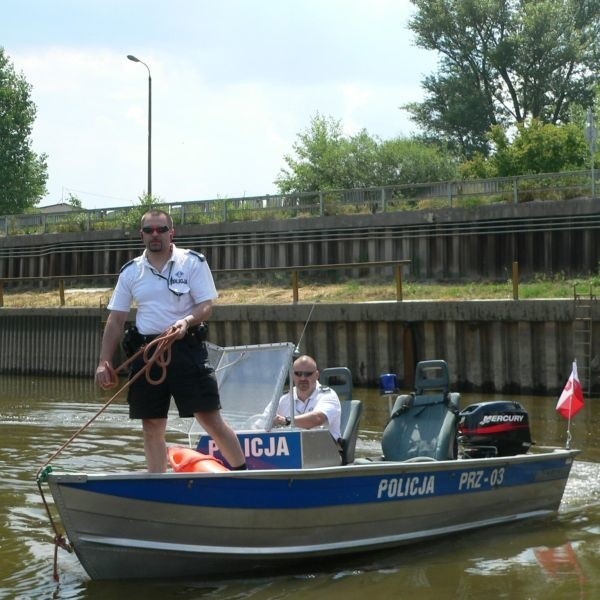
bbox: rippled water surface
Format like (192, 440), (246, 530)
(1, 376), (600, 599)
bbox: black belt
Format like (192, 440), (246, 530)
(141, 333), (160, 343)
(140, 324), (207, 345)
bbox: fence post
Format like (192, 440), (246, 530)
(0, 280), (3, 307)
(512, 261), (519, 300)
(291, 270), (299, 304)
(59, 279), (65, 306)
(381, 187), (386, 213)
(395, 264), (403, 301)
(513, 178), (518, 204)
(319, 192), (324, 217)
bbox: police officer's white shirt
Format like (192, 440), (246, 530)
(277, 385), (341, 440)
(108, 244), (218, 334)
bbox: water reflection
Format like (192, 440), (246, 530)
(1, 375), (599, 599)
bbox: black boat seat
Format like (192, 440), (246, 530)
(381, 360), (460, 461)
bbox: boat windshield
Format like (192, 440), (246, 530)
(168, 342), (296, 440)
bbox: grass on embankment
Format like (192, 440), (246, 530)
(1, 274), (598, 308)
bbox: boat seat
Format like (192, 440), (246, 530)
(321, 367), (361, 464)
(338, 399), (363, 464)
(381, 360), (460, 461)
(320, 366), (353, 401)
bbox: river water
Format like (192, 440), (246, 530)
(1, 375), (600, 599)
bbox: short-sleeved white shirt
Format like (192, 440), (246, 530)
(108, 244), (218, 334)
(277, 385), (341, 440)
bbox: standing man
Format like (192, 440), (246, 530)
(95, 209), (246, 472)
(273, 355), (341, 439)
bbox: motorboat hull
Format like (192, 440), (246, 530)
(47, 448), (577, 580)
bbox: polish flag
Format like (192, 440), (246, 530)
(556, 361), (585, 419)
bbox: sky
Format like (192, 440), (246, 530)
(1, 0), (439, 210)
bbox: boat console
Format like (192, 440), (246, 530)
(197, 428), (342, 469)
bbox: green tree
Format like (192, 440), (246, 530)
(121, 193), (167, 230)
(460, 120), (588, 178)
(65, 192), (82, 209)
(405, 0), (600, 156)
(0, 48), (48, 214)
(275, 114), (354, 193)
(377, 139), (458, 185)
(276, 113), (458, 193)
(406, 67), (494, 157)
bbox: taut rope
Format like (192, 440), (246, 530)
(35, 326), (180, 581)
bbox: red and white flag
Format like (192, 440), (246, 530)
(556, 361), (584, 419)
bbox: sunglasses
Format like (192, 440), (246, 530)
(141, 225), (170, 234)
(294, 370), (315, 377)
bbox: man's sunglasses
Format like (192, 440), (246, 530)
(294, 370), (315, 377)
(141, 225), (170, 234)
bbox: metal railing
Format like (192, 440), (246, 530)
(0, 169), (597, 238)
(0, 260), (411, 307)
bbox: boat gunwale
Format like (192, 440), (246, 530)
(46, 446), (580, 483)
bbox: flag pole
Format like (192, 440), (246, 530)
(565, 359), (575, 449)
(556, 358), (585, 450)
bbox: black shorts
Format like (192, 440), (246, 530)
(127, 339), (221, 419)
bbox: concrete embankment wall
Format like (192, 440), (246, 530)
(1, 198), (600, 283)
(1, 300), (594, 395)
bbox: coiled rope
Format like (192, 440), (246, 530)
(35, 326), (180, 581)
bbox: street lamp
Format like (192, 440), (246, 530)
(127, 54), (152, 198)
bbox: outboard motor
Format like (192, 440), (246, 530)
(457, 401), (532, 458)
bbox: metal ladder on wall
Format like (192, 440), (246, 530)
(573, 285), (596, 396)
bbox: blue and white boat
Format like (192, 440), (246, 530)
(44, 342), (579, 580)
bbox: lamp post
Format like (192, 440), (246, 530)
(127, 54), (152, 198)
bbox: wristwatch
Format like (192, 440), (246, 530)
(285, 417), (291, 426)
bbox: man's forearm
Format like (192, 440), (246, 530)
(98, 313), (126, 364)
(182, 300), (213, 326)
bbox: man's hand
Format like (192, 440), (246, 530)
(173, 316), (193, 339)
(95, 360), (118, 389)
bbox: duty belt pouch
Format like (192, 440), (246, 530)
(122, 325), (144, 358)
(186, 322), (208, 347)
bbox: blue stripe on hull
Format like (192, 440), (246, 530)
(61, 456), (572, 510)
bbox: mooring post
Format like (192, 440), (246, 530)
(395, 264), (403, 301)
(59, 279), (65, 306)
(292, 270), (299, 304)
(512, 261), (519, 300)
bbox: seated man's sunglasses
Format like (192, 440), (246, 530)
(141, 225), (170, 234)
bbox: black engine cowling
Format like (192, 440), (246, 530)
(457, 401), (532, 458)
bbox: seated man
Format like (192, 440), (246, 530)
(272, 355), (341, 440)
